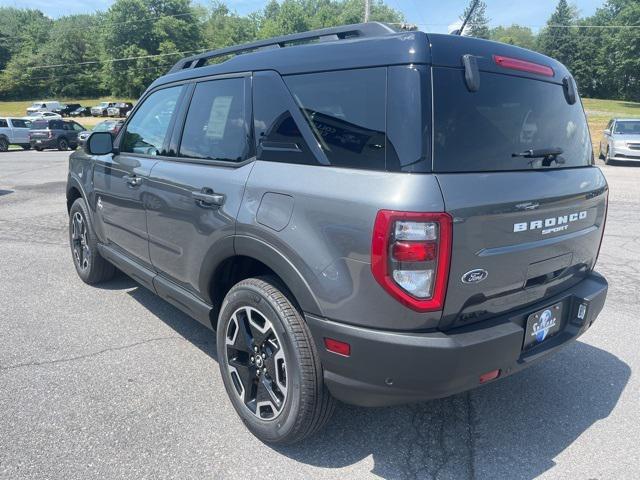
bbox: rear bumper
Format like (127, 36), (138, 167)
(306, 271), (608, 407)
(30, 139), (57, 149)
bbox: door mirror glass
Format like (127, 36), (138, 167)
(604, 129), (611, 135)
(86, 131), (113, 155)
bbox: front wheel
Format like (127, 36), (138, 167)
(217, 277), (335, 444)
(21, 144), (31, 150)
(605, 147), (612, 165)
(58, 138), (69, 151)
(69, 198), (115, 284)
(0, 138), (8, 152)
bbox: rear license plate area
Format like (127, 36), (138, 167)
(523, 301), (564, 350)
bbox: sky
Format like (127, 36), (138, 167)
(0, 0), (604, 33)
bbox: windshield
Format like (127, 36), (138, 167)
(93, 121), (116, 132)
(100, 102), (109, 107)
(613, 121), (640, 134)
(433, 69), (591, 172)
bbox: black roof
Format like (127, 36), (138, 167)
(148, 22), (571, 92)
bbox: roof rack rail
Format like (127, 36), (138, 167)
(168, 22), (397, 74)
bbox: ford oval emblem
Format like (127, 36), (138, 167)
(462, 269), (488, 284)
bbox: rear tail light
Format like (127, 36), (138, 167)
(371, 211), (452, 312)
(47, 131), (53, 139)
(493, 55), (554, 77)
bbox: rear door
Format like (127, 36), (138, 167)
(8, 119), (30, 144)
(431, 64), (607, 330)
(92, 84), (185, 268)
(144, 74), (253, 296)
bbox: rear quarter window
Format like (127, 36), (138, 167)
(433, 67), (592, 172)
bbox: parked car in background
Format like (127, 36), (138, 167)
(53, 103), (83, 117)
(25, 111), (62, 120)
(77, 119), (124, 144)
(26, 101), (61, 115)
(106, 102), (134, 117)
(599, 118), (640, 164)
(30, 119), (85, 151)
(91, 102), (116, 117)
(70, 106), (91, 118)
(0, 117), (32, 151)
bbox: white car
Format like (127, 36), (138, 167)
(24, 111), (62, 120)
(25, 101), (61, 115)
(0, 117), (32, 152)
(599, 118), (640, 164)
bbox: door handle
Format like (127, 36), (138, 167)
(192, 189), (225, 208)
(123, 174), (143, 187)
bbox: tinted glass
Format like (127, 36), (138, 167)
(10, 119), (29, 128)
(0, 119), (7, 128)
(31, 120), (48, 129)
(613, 121), (640, 134)
(284, 68), (386, 170)
(50, 120), (63, 130)
(433, 68), (591, 172)
(253, 72), (314, 165)
(121, 86), (182, 156)
(71, 122), (85, 132)
(179, 78), (249, 162)
(94, 121), (116, 132)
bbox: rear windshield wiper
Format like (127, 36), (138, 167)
(512, 147), (565, 167)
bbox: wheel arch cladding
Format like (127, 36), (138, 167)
(66, 185), (82, 212)
(206, 236), (323, 327)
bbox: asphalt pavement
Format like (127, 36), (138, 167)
(0, 150), (638, 479)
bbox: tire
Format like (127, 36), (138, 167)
(604, 147), (611, 165)
(217, 277), (336, 444)
(57, 137), (69, 151)
(70, 144), (78, 150)
(0, 138), (8, 152)
(34, 147), (43, 152)
(68, 197), (116, 284)
(21, 144), (31, 150)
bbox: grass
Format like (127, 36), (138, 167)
(1, 96), (638, 145)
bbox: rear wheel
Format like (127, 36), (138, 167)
(57, 138), (69, 151)
(20, 144), (31, 150)
(0, 138), (8, 152)
(34, 147), (43, 151)
(69, 198), (115, 284)
(217, 277), (335, 444)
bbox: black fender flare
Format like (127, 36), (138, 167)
(198, 235), (323, 318)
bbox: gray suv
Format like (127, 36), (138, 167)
(66, 23), (609, 444)
(30, 119), (85, 151)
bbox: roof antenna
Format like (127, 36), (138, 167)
(454, 0), (480, 36)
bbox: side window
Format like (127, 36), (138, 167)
(72, 122), (84, 132)
(10, 119), (28, 128)
(121, 85), (182, 156)
(62, 123), (72, 131)
(284, 68), (387, 170)
(253, 72), (315, 165)
(0, 119), (7, 128)
(51, 120), (63, 130)
(179, 78), (249, 162)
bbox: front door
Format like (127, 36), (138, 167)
(92, 85), (185, 267)
(145, 76), (253, 295)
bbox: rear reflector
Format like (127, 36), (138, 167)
(324, 338), (351, 357)
(493, 55), (554, 77)
(479, 369), (501, 384)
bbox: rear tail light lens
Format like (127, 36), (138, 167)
(371, 211), (452, 312)
(493, 55), (554, 77)
(48, 131), (53, 139)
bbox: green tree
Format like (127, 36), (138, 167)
(490, 25), (536, 49)
(536, 0), (578, 68)
(460, 0), (490, 39)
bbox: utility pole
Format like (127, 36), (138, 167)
(364, 0), (371, 22)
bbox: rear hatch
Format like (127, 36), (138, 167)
(429, 36), (608, 330)
(29, 119), (53, 139)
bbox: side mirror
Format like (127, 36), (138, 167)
(604, 129), (611, 136)
(85, 131), (114, 155)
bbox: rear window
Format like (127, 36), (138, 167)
(433, 68), (592, 172)
(31, 120), (49, 129)
(284, 68), (387, 171)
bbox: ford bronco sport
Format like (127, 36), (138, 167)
(66, 23), (609, 444)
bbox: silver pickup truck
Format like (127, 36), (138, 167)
(0, 117), (32, 152)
